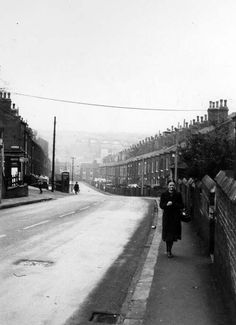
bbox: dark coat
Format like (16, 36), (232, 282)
(74, 183), (79, 192)
(160, 190), (184, 242)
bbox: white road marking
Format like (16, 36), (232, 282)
(0, 234), (6, 239)
(79, 206), (90, 211)
(23, 220), (49, 230)
(58, 211), (75, 218)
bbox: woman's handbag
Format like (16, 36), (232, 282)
(180, 208), (191, 223)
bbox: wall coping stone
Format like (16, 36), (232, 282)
(215, 170), (236, 203)
(202, 175), (216, 193)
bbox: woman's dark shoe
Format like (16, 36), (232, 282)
(167, 252), (173, 258)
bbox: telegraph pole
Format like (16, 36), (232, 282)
(141, 158), (144, 196)
(51, 116), (56, 192)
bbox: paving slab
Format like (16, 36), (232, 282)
(123, 200), (235, 325)
(0, 186), (70, 209)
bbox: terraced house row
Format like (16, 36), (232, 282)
(0, 91), (50, 199)
(96, 99), (234, 192)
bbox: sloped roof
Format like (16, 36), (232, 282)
(101, 144), (177, 167)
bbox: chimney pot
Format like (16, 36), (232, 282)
(212, 102), (215, 108)
(8, 92), (10, 99)
(201, 116), (204, 123)
(216, 101), (219, 108)
(220, 99), (223, 107)
(197, 116), (199, 122)
(193, 119), (196, 125)
(204, 114), (207, 121)
(186, 122), (189, 128)
(0, 92), (2, 98)
(3, 92), (6, 99)
(224, 99), (227, 107)
(13, 103), (15, 109)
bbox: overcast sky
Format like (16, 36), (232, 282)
(1, 0), (236, 137)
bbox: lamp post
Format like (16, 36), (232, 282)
(174, 129), (179, 183)
(71, 156), (75, 191)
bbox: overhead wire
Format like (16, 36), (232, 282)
(12, 92), (205, 112)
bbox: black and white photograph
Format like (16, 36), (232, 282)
(0, 1), (236, 324)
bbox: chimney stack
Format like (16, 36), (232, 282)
(208, 99), (218, 125)
(219, 98), (229, 123)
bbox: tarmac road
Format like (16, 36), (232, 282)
(1, 183), (235, 325)
(0, 184), (156, 325)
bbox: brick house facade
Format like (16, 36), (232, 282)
(98, 100), (231, 189)
(0, 91), (50, 196)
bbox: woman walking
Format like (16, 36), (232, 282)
(160, 180), (184, 258)
(73, 181), (80, 194)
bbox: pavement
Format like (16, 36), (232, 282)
(0, 186), (71, 209)
(0, 189), (235, 324)
(123, 201), (235, 325)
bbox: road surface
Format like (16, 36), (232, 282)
(0, 183), (155, 325)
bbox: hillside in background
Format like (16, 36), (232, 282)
(37, 129), (149, 164)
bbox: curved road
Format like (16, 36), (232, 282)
(0, 183), (155, 325)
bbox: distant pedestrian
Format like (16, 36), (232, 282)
(160, 180), (184, 258)
(38, 179), (43, 194)
(74, 182), (79, 194)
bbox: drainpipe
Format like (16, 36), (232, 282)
(0, 131), (3, 203)
(233, 115), (236, 180)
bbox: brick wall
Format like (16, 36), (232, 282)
(179, 177), (215, 254)
(5, 184), (28, 198)
(215, 171), (236, 306)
